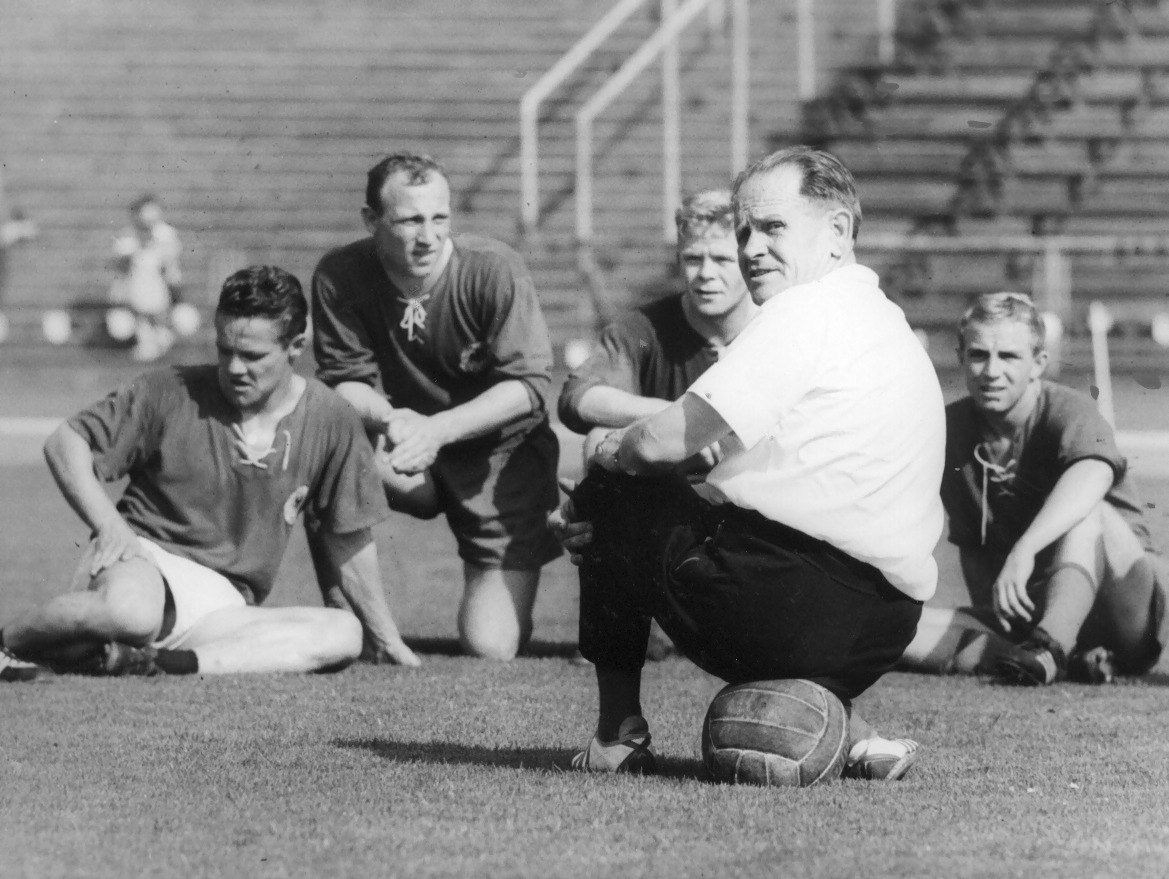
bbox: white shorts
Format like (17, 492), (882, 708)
(70, 537), (246, 649)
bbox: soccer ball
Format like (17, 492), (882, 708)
(701, 679), (849, 788)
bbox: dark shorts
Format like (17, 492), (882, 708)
(433, 420), (562, 570)
(573, 469), (922, 703)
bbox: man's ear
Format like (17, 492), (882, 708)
(1031, 348), (1049, 379)
(287, 332), (309, 362)
(828, 206), (852, 258)
(360, 205), (379, 235)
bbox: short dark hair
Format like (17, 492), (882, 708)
(216, 266), (307, 344)
(365, 152), (448, 215)
(732, 146), (862, 241)
(958, 291), (1047, 355)
(129, 192), (159, 214)
(675, 189), (734, 242)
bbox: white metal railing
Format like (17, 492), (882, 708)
(576, 0), (749, 243)
(861, 232), (1169, 321)
(519, 0), (650, 235)
(524, 0), (900, 239)
(798, 0), (899, 99)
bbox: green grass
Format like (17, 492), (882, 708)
(4, 352), (1169, 877)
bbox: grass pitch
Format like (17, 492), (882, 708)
(3, 351), (1169, 877)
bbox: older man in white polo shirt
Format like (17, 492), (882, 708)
(553, 146), (946, 782)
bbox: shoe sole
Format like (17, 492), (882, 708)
(995, 657), (1053, 686)
(0, 668), (41, 683)
(846, 749), (918, 782)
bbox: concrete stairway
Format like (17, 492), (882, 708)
(0, 0), (797, 354)
(801, 0), (1169, 341)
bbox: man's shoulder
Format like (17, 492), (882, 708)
(1033, 380), (1114, 437)
(137, 363), (213, 397)
(451, 234), (529, 276)
(315, 237), (378, 276)
(301, 377), (367, 428)
(77, 364), (216, 420)
(1037, 379), (1096, 412)
(637, 293), (686, 325)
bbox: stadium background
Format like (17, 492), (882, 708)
(2, 0), (1169, 645)
(4, 4), (1169, 876)
(2, 0), (1167, 363)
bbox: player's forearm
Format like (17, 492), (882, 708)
(329, 530), (409, 649)
(573, 386), (672, 430)
(334, 381), (395, 431)
(43, 423), (125, 535)
(617, 393), (730, 474)
(430, 380), (533, 445)
(1013, 459), (1115, 556)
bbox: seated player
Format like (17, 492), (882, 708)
(559, 188), (757, 461)
(0, 266), (419, 681)
(900, 292), (1169, 684)
(558, 189), (757, 659)
(550, 147), (945, 781)
(311, 152), (561, 661)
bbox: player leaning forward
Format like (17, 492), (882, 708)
(551, 147), (945, 780)
(0, 266), (419, 680)
(311, 153), (560, 661)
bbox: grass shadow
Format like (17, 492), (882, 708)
(402, 636), (581, 660)
(335, 738), (705, 780)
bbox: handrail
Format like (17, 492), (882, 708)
(859, 231), (1169, 335)
(519, 0), (650, 235)
(861, 233), (1169, 254)
(575, 0), (743, 243)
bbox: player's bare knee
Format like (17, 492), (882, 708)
(90, 570), (163, 643)
(317, 609), (363, 666)
(459, 621), (522, 661)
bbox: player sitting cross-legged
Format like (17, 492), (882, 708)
(0, 266), (419, 681)
(900, 292), (1169, 684)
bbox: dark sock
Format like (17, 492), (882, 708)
(154, 649), (198, 675)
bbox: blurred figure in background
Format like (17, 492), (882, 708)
(0, 165), (39, 344)
(108, 193), (183, 361)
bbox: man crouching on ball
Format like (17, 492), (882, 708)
(549, 147), (944, 781)
(0, 266), (418, 682)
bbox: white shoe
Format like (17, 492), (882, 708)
(0, 645), (42, 682)
(843, 737), (919, 781)
(570, 715), (657, 774)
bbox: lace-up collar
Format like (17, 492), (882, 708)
(232, 424), (292, 471)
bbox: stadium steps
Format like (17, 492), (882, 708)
(0, 0), (801, 353)
(797, 0), (1169, 335)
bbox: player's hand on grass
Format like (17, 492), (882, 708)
(548, 479), (593, 566)
(90, 517), (148, 576)
(362, 635), (422, 668)
(992, 548), (1036, 631)
(384, 409), (442, 474)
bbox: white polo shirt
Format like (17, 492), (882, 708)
(687, 264), (945, 601)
